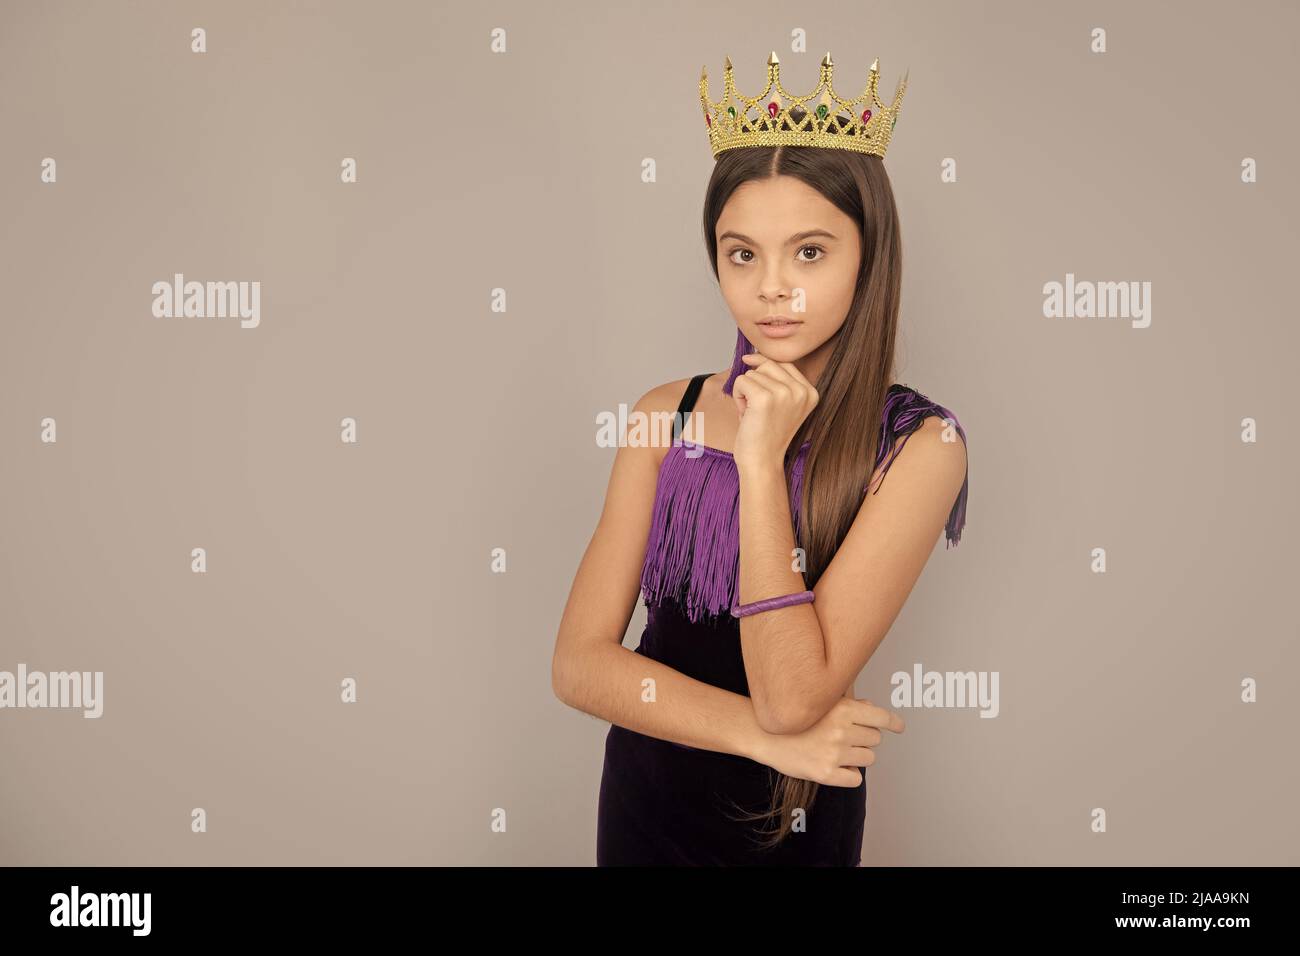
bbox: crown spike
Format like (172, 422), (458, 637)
(724, 55), (732, 71)
(822, 51), (833, 68)
(768, 50), (780, 66)
(889, 67), (909, 109)
(870, 57), (879, 72)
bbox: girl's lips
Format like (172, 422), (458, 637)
(756, 320), (803, 338)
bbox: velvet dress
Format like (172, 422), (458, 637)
(596, 372), (969, 866)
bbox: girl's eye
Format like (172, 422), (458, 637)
(727, 245), (826, 265)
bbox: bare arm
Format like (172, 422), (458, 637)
(736, 414), (969, 733)
(551, 381), (776, 763)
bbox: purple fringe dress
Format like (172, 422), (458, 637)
(596, 372), (968, 866)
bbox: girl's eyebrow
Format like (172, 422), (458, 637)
(718, 229), (838, 245)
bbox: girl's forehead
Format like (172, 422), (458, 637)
(722, 175), (847, 216)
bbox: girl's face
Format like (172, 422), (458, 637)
(715, 174), (862, 375)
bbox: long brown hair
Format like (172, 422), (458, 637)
(701, 113), (903, 851)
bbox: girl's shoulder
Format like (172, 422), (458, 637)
(881, 382), (965, 445)
(873, 382), (969, 547)
(628, 372), (726, 462)
(877, 382), (967, 466)
(635, 371), (721, 413)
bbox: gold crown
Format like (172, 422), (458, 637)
(700, 51), (908, 159)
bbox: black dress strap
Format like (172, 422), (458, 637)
(671, 372), (711, 444)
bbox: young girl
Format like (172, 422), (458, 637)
(553, 53), (969, 866)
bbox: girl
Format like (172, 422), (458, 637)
(553, 54), (969, 866)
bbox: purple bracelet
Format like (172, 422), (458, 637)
(730, 589), (815, 619)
